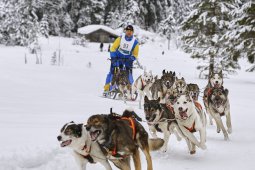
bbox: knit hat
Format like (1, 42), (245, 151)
(125, 25), (134, 31)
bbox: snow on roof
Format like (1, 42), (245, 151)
(78, 25), (120, 37)
(115, 25), (156, 37)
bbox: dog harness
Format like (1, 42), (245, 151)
(184, 102), (202, 133)
(194, 101), (202, 110)
(166, 103), (174, 113)
(121, 117), (136, 140)
(108, 117), (136, 157)
(134, 77), (146, 91)
(75, 145), (95, 164)
(184, 122), (196, 133)
(140, 78), (146, 91)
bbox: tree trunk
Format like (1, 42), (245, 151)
(168, 34), (171, 50)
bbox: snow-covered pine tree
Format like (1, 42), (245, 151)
(40, 14), (49, 38)
(60, 13), (74, 37)
(222, 0), (255, 72)
(0, 0), (39, 46)
(181, 0), (236, 78)
(90, 0), (107, 24)
(120, 0), (140, 26)
(73, 0), (91, 29)
(158, 12), (175, 50)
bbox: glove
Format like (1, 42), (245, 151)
(130, 56), (136, 61)
(110, 51), (117, 58)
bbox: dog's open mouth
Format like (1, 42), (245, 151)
(147, 114), (157, 125)
(215, 100), (223, 108)
(214, 83), (221, 88)
(61, 140), (72, 147)
(90, 130), (101, 141)
(179, 109), (188, 119)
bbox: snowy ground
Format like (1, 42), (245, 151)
(0, 36), (255, 170)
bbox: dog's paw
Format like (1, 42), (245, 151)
(160, 146), (167, 153)
(200, 144), (207, 150)
(227, 128), (232, 134)
(217, 128), (221, 133)
(209, 120), (213, 125)
(190, 150), (196, 155)
(224, 135), (229, 141)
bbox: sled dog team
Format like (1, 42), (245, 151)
(57, 70), (232, 170)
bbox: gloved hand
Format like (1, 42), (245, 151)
(110, 51), (117, 58)
(130, 56), (136, 61)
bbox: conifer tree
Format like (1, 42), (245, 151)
(182, 0), (237, 78)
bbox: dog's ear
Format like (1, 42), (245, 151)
(181, 77), (185, 81)
(219, 70), (223, 76)
(162, 69), (166, 75)
(173, 71), (176, 76)
(209, 71), (213, 77)
(77, 124), (83, 137)
(70, 121), (74, 123)
(144, 95), (149, 103)
(157, 97), (160, 103)
(223, 88), (229, 96)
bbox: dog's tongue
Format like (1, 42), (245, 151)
(61, 140), (72, 147)
(90, 132), (98, 141)
(216, 101), (222, 108)
(180, 111), (188, 119)
(215, 84), (220, 88)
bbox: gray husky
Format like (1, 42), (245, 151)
(187, 83), (200, 101)
(150, 70), (176, 103)
(208, 88), (232, 140)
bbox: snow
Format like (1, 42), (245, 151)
(78, 25), (120, 37)
(0, 36), (255, 170)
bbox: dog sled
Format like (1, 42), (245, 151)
(103, 58), (139, 101)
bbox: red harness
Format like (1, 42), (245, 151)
(184, 122), (196, 133)
(166, 103), (174, 113)
(111, 117), (136, 157)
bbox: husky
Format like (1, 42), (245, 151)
(208, 88), (232, 140)
(173, 93), (207, 154)
(57, 121), (112, 170)
(150, 70), (176, 103)
(203, 70), (224, 125)
(86, 108), (164, 170)
(132, 70), (154, 109)
(172, 77), (187, 95)
(143, 96), (182, 152)
(112, 69), (132, 103)
(187, 83), (200, 101)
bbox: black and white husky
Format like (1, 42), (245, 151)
(173, 94), (207, 154)
(132, 70), (154, 109)
(143, 96), (182, 152)
(57, 122), (112, 170)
